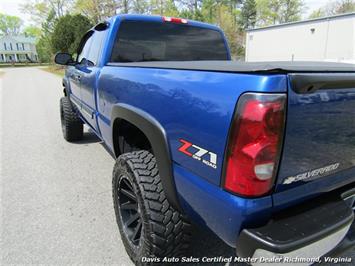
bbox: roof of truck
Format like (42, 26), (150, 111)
(113, 14), (221, 32)
(108, 61), (355, 73)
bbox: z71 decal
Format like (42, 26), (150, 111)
(178, 139), (217, 169)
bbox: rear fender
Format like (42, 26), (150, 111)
(111, 103), (182, 212)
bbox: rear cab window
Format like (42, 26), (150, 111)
(110, 20), (229, 62)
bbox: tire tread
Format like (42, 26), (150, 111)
(60, 97), (83, 141)
(112, 150), (191, 263)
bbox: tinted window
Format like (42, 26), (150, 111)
(86, 30), (106, 65)
(110, 21), (228, 62)
(77, 33), (93, 64)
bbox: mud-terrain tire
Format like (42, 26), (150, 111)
(60, 97), (83, 142)
(112, 150), (191, 265)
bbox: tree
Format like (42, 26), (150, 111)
(334, 0), (355, 13)
(51, 14), (74, 53)
(116, 0), (132, 13)
(239, 0), (257, 29)
(132, 0), (149, 13)
(179, 0), (204, 20)
(256, 0), (279, 25)
(20, 0), (73, 24)
(214, 4), (244, 59)
(23, 26), (42, 38)
(35, 10), (56, 62)
(148, 0), (179, 16)
(279, 0), (304, 23)
(0, 13), (23, 35)
(308, 0), (355, 18)
(36, 36), (52, 62)
(200, 0), (218, 23)
(42, 9), (57, 35)
(51, 14), (92, 54)
(74, 0), (117, 23)
(309, 8), (325, 19)
(256, 0), (304, 26)
(223, 0), (243, 25)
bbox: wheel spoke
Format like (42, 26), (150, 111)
(131, 220), (142, 242)
(125, 213), (140, 227)
(122, 178), (134, 191)
(120, 188), (137, 201)
(121, 202), (137, 211)
(117, 177), (143, 247)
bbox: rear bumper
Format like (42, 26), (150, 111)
(236, 194), (354, 265)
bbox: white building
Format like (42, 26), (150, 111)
(245, 12), (355, 63)
(0, 35), (38, 63)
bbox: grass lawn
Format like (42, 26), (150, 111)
(0, 63), (50, 68)
(40, 65), (65, 76)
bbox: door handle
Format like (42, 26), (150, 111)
(71, 74), (81, 81)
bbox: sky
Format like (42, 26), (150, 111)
(0, 0), (329, 27)
(0, 0), (32, 26)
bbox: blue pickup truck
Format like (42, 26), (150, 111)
(55, 14), (355, 264)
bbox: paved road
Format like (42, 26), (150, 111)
(1, 67), (133, 265)
(0, 67), (354, 266)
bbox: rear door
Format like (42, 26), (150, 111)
(274, 73), (355, 205)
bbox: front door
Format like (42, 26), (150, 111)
(68, 33), (93, 110)
(79, 30), (107, 133)
(71, 31), (99, 132)
(67, 66), (81, 107)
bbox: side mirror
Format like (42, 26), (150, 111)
(54, 52), (74, 65)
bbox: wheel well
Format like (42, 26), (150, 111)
(62, 80), (67, 96)
(112, 118), (152, 157)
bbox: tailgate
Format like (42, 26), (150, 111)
(274, 73), (355, 202)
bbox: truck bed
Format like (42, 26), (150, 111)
(108, 60), (355, 73)
(105, 60), (355, 209)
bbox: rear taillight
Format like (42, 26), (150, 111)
(162, 16), (188, 24)
(224, 93), (286, 197)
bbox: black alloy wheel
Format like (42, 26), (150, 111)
(117, 176), (143, 247)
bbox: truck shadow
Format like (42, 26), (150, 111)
(188, 227), (247, 266)
(188, 223), (355, 266)
(72, 128), (102, 145)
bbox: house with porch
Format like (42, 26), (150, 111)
(0, 35), (38, 63)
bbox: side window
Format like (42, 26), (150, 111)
(86, 30), (106, 66)
(77, 33), (93, 64)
